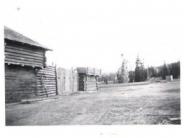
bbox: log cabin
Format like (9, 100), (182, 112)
(4, 26), (52, 103)
(77, 67), (101, 91)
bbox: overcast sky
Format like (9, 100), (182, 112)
(4, 0), (183, 73)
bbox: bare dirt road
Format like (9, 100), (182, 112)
(6, 80), (180, 125)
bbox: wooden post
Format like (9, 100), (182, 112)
(55, 65), (58, 95)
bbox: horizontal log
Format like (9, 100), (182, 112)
(36, 83), (56, 85)
(36, 79), (56, 82)
(37, 90), (55, 93)
(39, 66), (55, 69)
(5, 59), (43, 67)
(36, 91), (56, 94)
(6, 86), (36, 89)
(37, 93), (56, 97)
(37, 85), (56, 87)
(36, 88), (56, 90)
(37, 72), (55, 74)
(38, 68), (55, 71)
(36, 77), (56, 80)
(37, 87), (56, 89)
(5, 51), (44, 61)
(37, 74), (55, 77)
(6, 91), (36, 94)
(5, 48), (44, 59)
(5, 45), (44, 56)
(43, 86), (56, 88)
(5, 82), (36, 85)
(5, 55), (44, 65)
(36, 77), (56, 82)
(37, 72), (55, 75)
(36, 74), (56, 77)
(5, 78), (36, 82)
(37, 79), (56, 81)
(37, 86), (56, 89)
(37, 83), (56, 85)
(5, 54), (43, 63)
(39, 68), (55, 71)
(37, 90), (56, 93)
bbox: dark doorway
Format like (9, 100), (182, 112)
(78, 74), (85, 91)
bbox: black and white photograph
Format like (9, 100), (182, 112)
(1, 0), (184, 137)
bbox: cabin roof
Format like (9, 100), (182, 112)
(4, 26), (51, 51)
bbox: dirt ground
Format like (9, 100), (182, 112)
(6, 80), (180, 125)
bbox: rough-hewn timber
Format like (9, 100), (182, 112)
(5, 40), (46, 68)
(5, 64), (37, 103)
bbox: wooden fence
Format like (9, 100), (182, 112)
(36, 66), (57, 97)
(56, 68), (78, 95)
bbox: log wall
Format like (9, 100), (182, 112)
(86, 76), (98, 91)
(5, 40), (45, 68)
(5, 64), (37, 103)
(5, 65), (57, 103)
(36, 66), (57, 97)
(78, 74), (98, 91)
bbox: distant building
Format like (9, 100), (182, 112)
(77, 67), (101, 91)
(4, 26), (52, 103)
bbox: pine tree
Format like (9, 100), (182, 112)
(134, 56), (147, 82)
(161, 62), (170, 79)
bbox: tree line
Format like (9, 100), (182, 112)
(129, 58), (180, 82)
(99, 57), (180, 84)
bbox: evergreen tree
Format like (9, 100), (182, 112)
(161, 63), (170, 79)
(134, 56), (147, 82)
(128, 71), (135, 82)
(169, 61), (180, 78)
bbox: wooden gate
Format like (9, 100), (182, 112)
(57, 68), (78, 95)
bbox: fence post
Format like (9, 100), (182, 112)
(55, 65), (58, 95)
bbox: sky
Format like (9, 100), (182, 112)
(4, 0), (184, 73)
